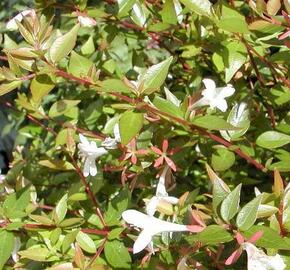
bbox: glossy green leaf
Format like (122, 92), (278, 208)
(153, 96), (183, 118)
(104, 240), (131, 269)
(30, 74), (55, 104)
(140, 56), (173, 94)
(118, 0), (136, 17)
(223, 41), (247, 83)
(216, 5), (249, 34)
(0, 230), (14, 270)
(236, 195), (262, 231)
(49, 99), (81, 118)
(192, 115), (237, 130)
(81, 36), (95, 55)
(256, 131), (290, 149)
(190, 225), (233, 245)
(100, 79), (132, 93)
(3, 187), (30, 219)
(180, 0), (212, 17)
(119, 110), (144, 145)
(0, 80), (21, 96)
(211, 148), (235, 171)
(244, 226), (290, 250)
(220, 184), (242, 223)
(68, 51), (93, 77)
(55, 194), (68, 223)
(220, 103), (250, 141)
(50, 24), (80, 63)
(76, 231), (96, 254)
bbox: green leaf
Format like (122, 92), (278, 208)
(256, 131), (290, 149)
(3, 187), (31, 219)
(220, 103), (250, 141)
(207, 164), (230, 214)
(153, 96), (183, 118)
(118, 0), (136, 17)
(18, 247), (53, 262)
(104, 188), (131, 226)
(48, 99), (81, 118)
(223, 41), (247, 83)
(108, 227), (125, 240)
(160, 0), (178, 24)
(104, 240), (131, 269)
(140, 56), (173, 94)
(190, 225), (233, 245)
(100, 79), (132, 93)
(50, 24), (80, 63)
(68, 51), (94, 77)
(192, 115), (237, 130)
(244, 226), (290, 250)
(76, 231), (96, 254)
(29, 214), (54, 225)
(130, 0), (148, 27)
(180, 0), (212, 17)
(81, 36), (95, 55)
(216, 5), (249, 34)
(220, 184), (242, 223)
(0, 230), (14, 270)
(266, 0), (281, 15)
(119, 110), (144, 145)
(236, 195), (262, 231)
(55, 194), (68, 223)
(62, 230), (79, 253)
(211, 148), (235, 171)
(38, 159), (74, 171)
(0, 81), (21, 96)
(30, 74), (55, 104)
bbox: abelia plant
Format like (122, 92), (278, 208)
(0, 0), (289, 269)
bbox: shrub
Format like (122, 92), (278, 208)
(0, 0), (290, 269)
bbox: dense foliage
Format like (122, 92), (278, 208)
(0, 0), (290, 269)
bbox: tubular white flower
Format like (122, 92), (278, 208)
(101, 124), (121, 149)
(78, 134), (108, 177)
(191, 78), (235, 112)
(78, 15), (96, 27)
(243, 242), (286, 270)
(6, 9), (36, 30)
(122, 209), (193, 254)
(146, 166), (179, 216)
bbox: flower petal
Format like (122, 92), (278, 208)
(154, 156), (164, 168)
(89, 159), (97, 176)
(83, 158), (91, 177)
(202, 78), (216, 91)
(146, 196), (159, 216)
(164, 196), (179, 204)
(122, 210), (150, 229)
(225, 248), (243, 265)
(79, 134), (89, 146)
(133, 229), (153, 254)
(165, 156), (176, 172)
(216, 98), (228, 112)
(218, 85), (235, 99)
(151, 146), (163, 155)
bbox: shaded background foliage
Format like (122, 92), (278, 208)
(0, 0), (289, 269)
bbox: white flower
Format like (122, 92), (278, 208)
(101, 124), (121, 149)
(78, 134), (108, 177)
(78, 15), (96, 27)
(6, 9), (36, 30)
(122, 209), (204, 254)
(243, 242), (286, 270)
(164, 87), (181, 107)
(191, 78), (235, 112)
(146, 166), (179, 216)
